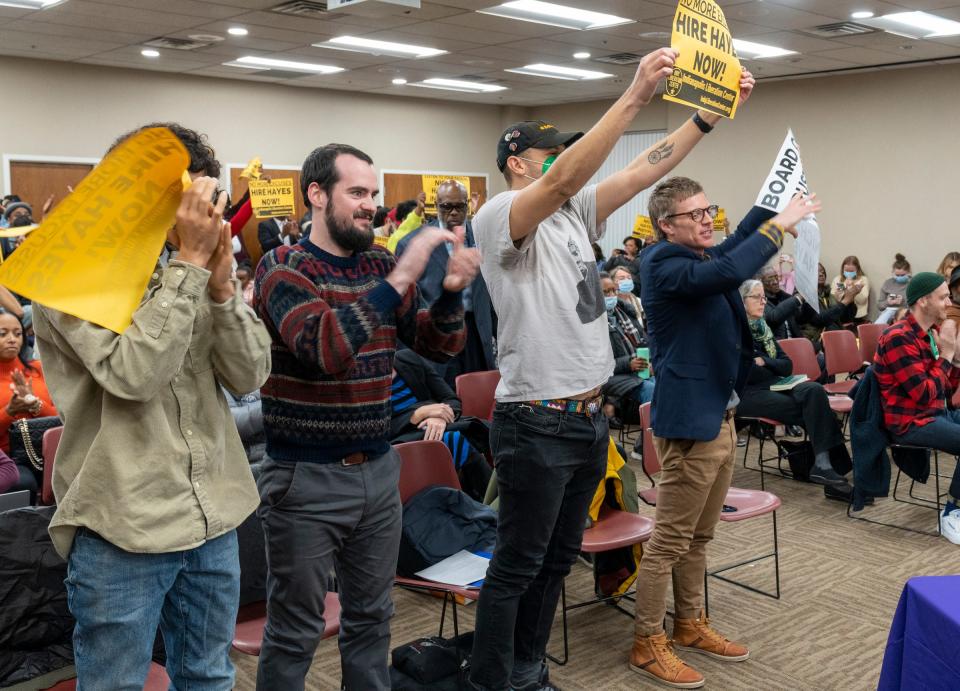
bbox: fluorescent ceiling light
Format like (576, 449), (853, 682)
(862, 11), (960, 38)
(479, 1), (633, 31)
(409, 78), (507, 93)
(851, 11), (874, 20)
(572, 51), (590, 59)
(141, 49), (160, 58)
(228, 27), (249, 36)
(505, 63), (613, 80)
(0, 0), (65, 8)
(230, 56), (345, 74)
(314, 36), (447, 59)
(392, 77), (407, 85)
(733, 39), (797, 59)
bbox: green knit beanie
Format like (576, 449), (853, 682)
(906, 271), (945, 306)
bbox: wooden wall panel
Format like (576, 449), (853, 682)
(383, 173), (486, 211)
(229, 167), (306, 267)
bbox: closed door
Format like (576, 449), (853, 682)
(9, 161), (95, 218)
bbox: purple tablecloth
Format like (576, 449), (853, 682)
(878, 575), (960, 689)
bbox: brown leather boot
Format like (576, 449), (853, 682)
(629, 631), (705, 688)
(673, 611), (749, 661)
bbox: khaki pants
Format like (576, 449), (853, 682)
(634, 416), (737, 635)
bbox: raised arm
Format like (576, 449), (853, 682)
(507, 48), (677, 243)
(596, 70), (756, 226)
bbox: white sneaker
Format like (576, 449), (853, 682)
(939, 509), (960, 545)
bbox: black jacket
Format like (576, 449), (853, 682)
(765, 289), (856, 342)
(391, 349), (462, 439)
(608, 301), (648, 376)
(745, 335), (793, 390)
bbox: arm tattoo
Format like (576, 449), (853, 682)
(647, 141), (674, 165)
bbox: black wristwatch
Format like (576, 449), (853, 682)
(692, 112), (714, 134)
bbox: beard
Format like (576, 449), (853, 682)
(326, 199), (373, 253)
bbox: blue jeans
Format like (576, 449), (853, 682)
(469, 402), (608, 690)
(894, 409), (960, 499)
(66, 528), (240, 691)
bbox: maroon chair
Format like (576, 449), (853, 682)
(232, 593), (341, 656)
(550, 475), (654, 665)
(778, 337), (822, 381)
(638, 403), (782, 602)
(454, 370), (500, 422)
(857, 323), (886, 365)
(44, 662), (169, 690)
(821, 329), (863, 395)
(40, 426), (64, 506)
(394, 440), (480, 645)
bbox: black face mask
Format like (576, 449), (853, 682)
(9, 215), (33, 227)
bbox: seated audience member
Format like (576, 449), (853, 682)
(592, 242), (606, 271)
(0, 311), (57, 463)
(760, 264), (804, 338)
(831, 255), (870, 324)
(604, 235), (641, 275)
(611, 265), (642, 316)
(373, 205), (394, 238)
(0, 447), (16, 494)
(738, 281), (850, 489)
(1, 201), (33, 257)
(873, 272), (960, 543)
(937, 252), (960, 281)
(390, 348), (491, 501)
(600, 273), (653, 429)
(386, 193), (426, 253)
(258, 215), (300, 254)
(946, 267), (960, 329)
(802, 262), (861, 345)
(235, 264), (254, 306)
(875, 253), (912, 325)
(777, 253), (796, 295)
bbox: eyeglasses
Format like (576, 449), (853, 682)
(437, 202), (468, 212)
(745, 293), (767, 302)
(663, 204), (720, 223)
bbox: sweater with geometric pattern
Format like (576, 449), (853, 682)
(254, 238), (465, 463)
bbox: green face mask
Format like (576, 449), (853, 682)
(541, 154), (557, 174)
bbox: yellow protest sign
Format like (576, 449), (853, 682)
(633, 215), (656, 240)
(663, 0), (742, 119)
(0, 127), (188, 333)
(421, 175), (471, 215)
(249, 178), (296, 219)
(0, 224), (38, 238)
(373, 235), (389, 248)
(712, 207), (727, 232)
(240, 156), (263, 180)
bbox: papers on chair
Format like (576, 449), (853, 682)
(770, 374), (808, 392)
(415, 550), (491, 588)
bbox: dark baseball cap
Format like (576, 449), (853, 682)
(496, 120), (583, 172)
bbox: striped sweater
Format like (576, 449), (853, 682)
(255, 238), (465, 462)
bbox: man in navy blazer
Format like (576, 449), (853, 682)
(396, 180), (496, 383)
(631, 175), (819, 687)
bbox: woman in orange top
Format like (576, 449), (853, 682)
(0, 311), (57, 456)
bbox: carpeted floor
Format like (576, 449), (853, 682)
(233, 434), (960, 690)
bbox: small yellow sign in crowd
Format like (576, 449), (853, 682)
(249, 178), (296, 219)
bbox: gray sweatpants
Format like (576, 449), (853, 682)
(255, 449), (402, 691)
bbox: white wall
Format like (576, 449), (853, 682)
(0, 57), (510, 197)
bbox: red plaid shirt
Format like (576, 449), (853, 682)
(873, 312), (960, 435)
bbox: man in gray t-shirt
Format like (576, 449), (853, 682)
(468, 47), (748, 691)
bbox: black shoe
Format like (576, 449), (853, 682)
(512, 662), (562, 691)
(809, 466), (849, 486)
(786, 425), (804, 437)
(823, 482), (874, 504)
(608, 416), (623, 430)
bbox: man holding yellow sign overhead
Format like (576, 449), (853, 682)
(468, 36), (755, 689)
(32, 123), (271, 691)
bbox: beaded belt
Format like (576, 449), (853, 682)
(527, 395), (603, 416)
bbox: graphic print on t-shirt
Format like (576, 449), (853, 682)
(567, 237), (604, 324)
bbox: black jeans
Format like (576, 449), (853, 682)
(469, 402), (608, 690)
(737, 381), (844, 455)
